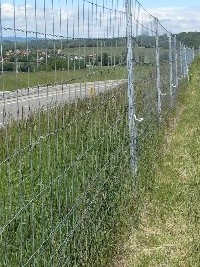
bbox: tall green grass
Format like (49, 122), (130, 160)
(0, 83), (137, 266)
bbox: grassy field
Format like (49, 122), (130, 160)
(62, 46), (126, 57)
(112, 58), (200, 266)
(61, 46), (156, 59)
(0, 63), (158, 92)
(0, 66), (127, 91)
(0, 46), (158, 92)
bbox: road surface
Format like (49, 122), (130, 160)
(0, 79), (126, 127)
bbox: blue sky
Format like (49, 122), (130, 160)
(1, 0), (200, 7)
(143, 0), (200, 7)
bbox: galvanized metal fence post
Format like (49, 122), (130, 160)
(174, 35), (178, 88)
(169, 33), (173, 107)
(182, 45), (186, 77)
(126, 0), (137, 173)
(184, 45), (188, 77)
(155, 18), (161, 121)
(182, 44), (185, 77)
(180, 42), (183, 78)
(192, 47), (195, 60)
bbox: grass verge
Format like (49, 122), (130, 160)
(112, 58), (200, 266)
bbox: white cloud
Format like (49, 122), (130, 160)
(148, 7), (200, 33)
(1, 3), (14, 21)
(1, 2), (128, 39)
(1, 2), (199, 40)
(1, 3), (75, 38)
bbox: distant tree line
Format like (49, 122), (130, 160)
(2, 38), (127, 52)
(0, 52), (126, 73)
(2, 33), (200, 52)
(176, 32), (200, 49)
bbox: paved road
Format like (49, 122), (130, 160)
(0, 79), (126, 126)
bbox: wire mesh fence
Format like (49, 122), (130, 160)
(0, 0), (195, 266)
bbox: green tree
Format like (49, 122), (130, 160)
(0, 62), (14, 71)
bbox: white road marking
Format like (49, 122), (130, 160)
(0, 85), (98, 107)
(0, 79), (126, 125)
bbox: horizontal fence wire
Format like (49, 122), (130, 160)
(0, 0), (195, 266)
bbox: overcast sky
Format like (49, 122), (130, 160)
(0, 0), (199, 37)
(139, 0), (200, 33)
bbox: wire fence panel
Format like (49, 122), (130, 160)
(131, 1), (194, 178)
(0, 1), (130, 266)
(0, 0), (195, 266)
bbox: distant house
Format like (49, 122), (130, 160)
(5, 50), (13, 56)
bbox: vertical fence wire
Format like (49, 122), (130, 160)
(0, 0), (196, 266)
